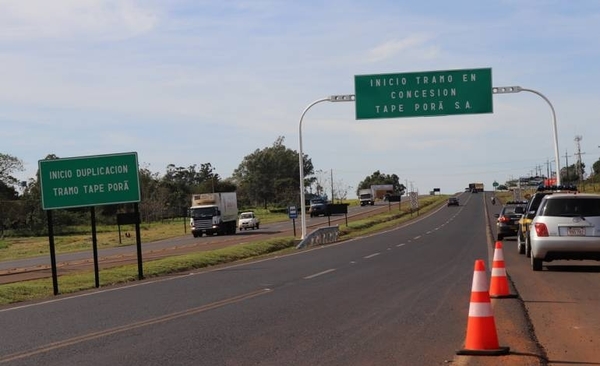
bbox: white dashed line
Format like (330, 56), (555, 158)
(304, 269), (336, 280)
(364, 253), (381, 259)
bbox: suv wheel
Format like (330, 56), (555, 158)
(525, 235), (531, 258)
(517, 230), (525, 255)
(497, 234), (504, 241)
(531, 254), (543, 271)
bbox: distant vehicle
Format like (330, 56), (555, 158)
(494, 201), (526, 241)
(447, 197), (459, 206)
(189, 192), (238, 237)
(468, 183), (484, 193)
(238, 211), (260, 230)
(529, 193), (600, 271)
(370, 184), (394, 200)
(309, 198), (327, 217)
(358, 188), (374, 206)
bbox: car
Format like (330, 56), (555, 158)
(529, 193), (600, 271)
(494, 201), (526, 240)
(517, 185), (578, 256)
(447, 197), (459, 206)
(238, 211), (260, 230)
(309, 198), (327, 217)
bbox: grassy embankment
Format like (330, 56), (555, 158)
(0, 196), (448, 305)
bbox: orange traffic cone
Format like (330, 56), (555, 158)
(456, 259), (510, 355)
(489, 241), (518, 299)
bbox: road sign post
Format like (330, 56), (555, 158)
(38, 152), (142, 295)
(355, 68), (493, 119)
(289, 206), (298, 237)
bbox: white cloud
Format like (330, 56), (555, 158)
(366, 34), (436, 63)
(0, 0), (158, 41)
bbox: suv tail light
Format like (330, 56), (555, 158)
(534, 223), (549, 237)
(498, 215), (510, 223)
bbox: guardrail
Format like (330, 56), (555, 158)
(296, 226), (340, 249)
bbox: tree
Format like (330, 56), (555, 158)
(593, 159), (600, 176)
(357, 170), (406, 196)
(233, 136), (314, 208)
(311, 170), (330, 199)
(561, 162), (585, 184)
(332, 178), (351, 203)
(0, 153), (24, 187)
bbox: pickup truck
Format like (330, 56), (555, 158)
(238, 211), (260, 230)
(309, 198), (327, 217)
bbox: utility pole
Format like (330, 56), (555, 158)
(330, 169), (334, 203)
(574, 135), (586, 185)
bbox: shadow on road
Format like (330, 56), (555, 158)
(544, 264), (600, 273)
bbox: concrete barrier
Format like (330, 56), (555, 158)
(296, 226), (339, 249)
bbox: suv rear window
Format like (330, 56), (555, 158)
(539, 197), (600, 217)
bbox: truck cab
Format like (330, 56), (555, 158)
(189, 192), (238, 237)
(358, 189), (374, 206)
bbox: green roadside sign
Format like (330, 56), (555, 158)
(38, 152), (141, 210)
(354, 68), (493, 119)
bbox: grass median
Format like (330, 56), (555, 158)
(0, 196), (447, 305)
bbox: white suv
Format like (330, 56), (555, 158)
(529, 193), (600, 271)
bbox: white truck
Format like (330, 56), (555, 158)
(238, 211), (260, 230)
(358, 188), (374, 206)
(189, 192), (238, 237)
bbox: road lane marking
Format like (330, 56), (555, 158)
(413, 235), (421, 240)
(304, 269), (336, 280)
(397, 243), (406, 247)
(364, 253), (380, 259)
(0, 288), (272, 364)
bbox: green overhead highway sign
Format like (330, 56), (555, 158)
(354, 68), (493, 119)
(38, 152), (141, 210)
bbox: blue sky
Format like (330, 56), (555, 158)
(2, 0), (600, 195)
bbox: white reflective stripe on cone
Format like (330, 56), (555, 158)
(471, 272), (488, 292)
(491, 267), (507, 277)
(468, 302), (494, 317)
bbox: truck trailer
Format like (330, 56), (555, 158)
(189, 192), (238, 237)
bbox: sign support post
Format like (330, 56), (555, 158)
(298, 95), (355, 239)
(493, 86), (561, 186)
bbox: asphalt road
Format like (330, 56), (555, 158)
(2, 193), (599, 365)
(0, 193), (492, 365)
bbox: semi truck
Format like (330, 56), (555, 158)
(468, 183), (484, 193)
(358, 188), (374, 206)
(189, 192), (238, 237)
